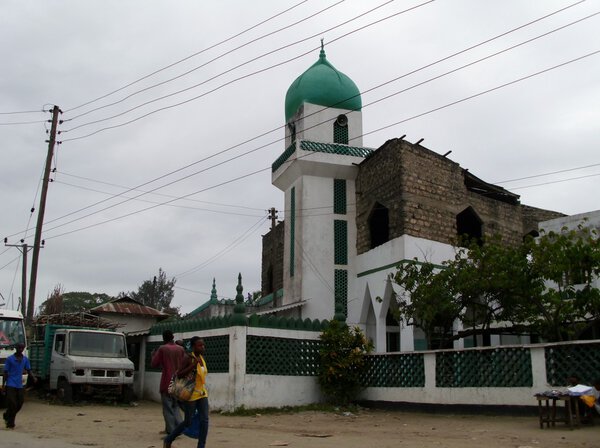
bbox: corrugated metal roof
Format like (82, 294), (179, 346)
(254, 300), (306, 316)
(90, 298), (167, 317)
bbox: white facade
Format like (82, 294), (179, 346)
(273, 101), (366, 322)
(353, 235), (457, 352)
(539, 209), (600, 234)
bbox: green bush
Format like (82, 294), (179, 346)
(317, 320), (373, 405)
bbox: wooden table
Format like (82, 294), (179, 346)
(535, 394), (581, 429)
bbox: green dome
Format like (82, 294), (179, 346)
(285, 47), (362, 122)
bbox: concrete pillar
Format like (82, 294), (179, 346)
(400, 322), (414, 352)
(424, 352), (436, 389)
(530, 346), (548, 391)
(229, 326), (247, 411)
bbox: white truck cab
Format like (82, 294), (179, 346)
(0, 309), (28, 388)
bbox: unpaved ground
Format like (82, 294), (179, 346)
(1, 397), (598, 448)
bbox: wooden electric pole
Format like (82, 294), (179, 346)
(2, 242), (40, 315)
(268, 207), (278, 230)
(21, 243), (27, 315)
(27, 105), (61, 322)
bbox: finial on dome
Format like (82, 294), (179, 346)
(319, 38), (326, 58)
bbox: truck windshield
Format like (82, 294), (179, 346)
(0, 318), (26, 348)
(69, 332), (126, 358)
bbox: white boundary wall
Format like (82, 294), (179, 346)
(361, 345), (548, 407)
(141, 326), (600, 410)
(142, 326), (322, 411)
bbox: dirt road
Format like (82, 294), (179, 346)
(1, 398), (597, 447)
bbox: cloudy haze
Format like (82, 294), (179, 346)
(1, 0), (599, 313)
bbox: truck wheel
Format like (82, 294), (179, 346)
(57, 379), (73, 404)
(120, 386), (135, 404)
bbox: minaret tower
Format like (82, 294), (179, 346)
(271, 42), (370, 320)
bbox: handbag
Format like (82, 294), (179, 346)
(168, 362), (196, 401)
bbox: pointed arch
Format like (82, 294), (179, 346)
(359, 283), (377, 345)
(379, 279), (400, 352)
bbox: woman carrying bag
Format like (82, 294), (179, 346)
(164, 337), (209, 448)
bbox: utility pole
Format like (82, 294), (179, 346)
(268, 207), (278, 230)
(3, 241), (41, 316)
(21, 243), (27, 315)
(27, 105), (61, 323)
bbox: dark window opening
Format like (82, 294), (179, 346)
(524, 229), (539, 241)
(266, 265), (274, 295)
(386, 307), (398, 326)
(369, 202), (389, 249)
(386, 332), (400, 352)
(333, 115), (349, 144)
(386, 303), (400, 352)
(456, 206), (482, 246)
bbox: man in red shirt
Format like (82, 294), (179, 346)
(151, 330), (185, 434)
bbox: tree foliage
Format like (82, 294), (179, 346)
(130, 268), (178, 314)
(392, 223), (599, 346)
(524, 225), (600, 341)
(39, 286), (113, 315)
(318, 320), (373, 405)
(393, 262), (459, 349)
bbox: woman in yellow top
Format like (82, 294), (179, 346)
(164, 337), (208, 448)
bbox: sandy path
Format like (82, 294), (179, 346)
(1, 397), (597, 448)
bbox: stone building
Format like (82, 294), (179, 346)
(260, 44), (564, 352)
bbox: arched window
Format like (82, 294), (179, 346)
(333, 114), (349, 144)
(456, 206), (482, 246)
(266, 265), (274, 295)
(369, 202), (389, 249)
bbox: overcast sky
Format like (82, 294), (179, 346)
(1, 0), (598, 314)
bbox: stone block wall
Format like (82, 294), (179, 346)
(356, 138), (564, 254)
(261, 221), (285, 297)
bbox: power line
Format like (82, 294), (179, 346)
(61, 0), (586, 138)
(495, 162), (600, 184)
(64, 0), (311, 113)
(0, 119), (47, 126)
(26, 44), (600, 241)
(0, 109), (47, 115)
(0, 255), (20, 271)
(355, 49), (600, 142)
(358, 10), (600, 119)
(510, 172), (600, 190)
(174, 285), (234, 301)
(56, 171), (265, 211)
(5, 7), (595, 240)
(10, 42), (599, 241)
(54, 179), (265, 217)
(295, 235), (334, 293)
(67, 0), (347, 121)
(60, 0), (434, 139)
(175, 215), (267, 278)
(43, 166), (271, 240)
(44, 0), (588, 228)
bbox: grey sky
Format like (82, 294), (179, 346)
(1, 0), (598, 313)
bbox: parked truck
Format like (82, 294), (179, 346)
(0, 309), (28, 408)
(29, 324), (134, 402)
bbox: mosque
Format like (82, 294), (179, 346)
(192, 44), (564, 352)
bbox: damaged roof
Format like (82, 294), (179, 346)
(89, 296), (168, 318)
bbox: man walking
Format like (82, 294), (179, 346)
(2, 343), (36, 429)
(152, 329), (185, 435)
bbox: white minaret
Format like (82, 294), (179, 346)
(272, 43), (369, 321)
